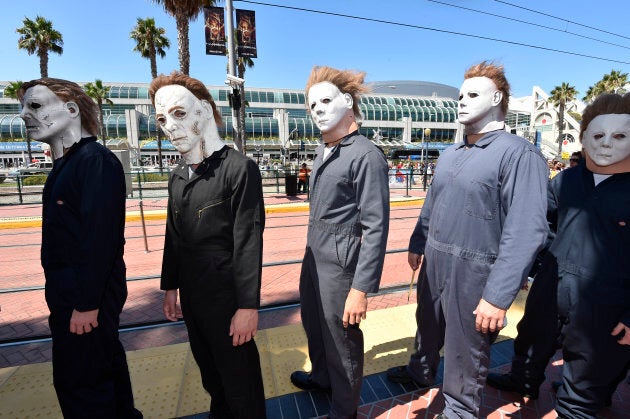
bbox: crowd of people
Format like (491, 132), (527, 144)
(16, 58), (628, 419)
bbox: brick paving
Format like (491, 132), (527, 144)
(2, 187), (629, 418)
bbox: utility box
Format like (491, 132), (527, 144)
(112, 149), (133, 196)
(285, 173), (297, 196)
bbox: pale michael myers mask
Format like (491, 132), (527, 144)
(582, 113), (630, 174)
(154, 84), (224, 165)
(458, 76), (505, 135)
(20, 84), (83, 159)
(307, 82), (353, 135)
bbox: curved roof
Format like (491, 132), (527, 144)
(368, 81), (459, 100)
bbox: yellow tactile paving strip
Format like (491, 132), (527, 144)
(0, 293), (525, 418)
(0, 198), (425, 230)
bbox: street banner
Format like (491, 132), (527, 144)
(236, 9), (257, 58)
(204, 6), (226, 55)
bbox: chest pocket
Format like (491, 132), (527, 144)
(197, 197), (231, 220)
(464, 180), (499, 220)
(319, 173), (353, 207)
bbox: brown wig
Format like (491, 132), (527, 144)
(305, 66), (369, 120)
(18, 78), (100, 136)
(464, 61), (511, 115)
(149, 71), (223, 126)
(580, 93), (630, 141)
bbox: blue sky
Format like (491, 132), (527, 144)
(1, 0), (628, 98)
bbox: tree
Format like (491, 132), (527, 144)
(84, 80), (113, 147)
(16, 16), (63, 78)
(130, 17), (171, 79)
(601, 70), (628, 95)
(583, 70), (629, 102)
(4, 81), (33, 163)
(151, 0), (217, 75)
(549, 82), (578, 158)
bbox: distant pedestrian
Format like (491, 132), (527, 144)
(298, 162), (310, 193)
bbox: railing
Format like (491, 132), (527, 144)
(0, 167), (432, 206)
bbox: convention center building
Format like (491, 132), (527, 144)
(0, 79), (577, 168)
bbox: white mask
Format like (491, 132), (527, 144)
(20, 85), (81, 157)
(458, 77), (504, 134)
(307, 82), (353, 134)
(582, 114), (630, 167)
(154, 84), (223, 165)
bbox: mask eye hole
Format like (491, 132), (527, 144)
(30, 102), (42, 109)
(174, 110), (186, 119)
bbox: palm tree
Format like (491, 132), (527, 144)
(151, 0), (217, 75)
(84, 80), (113, 147)
(583, 70), (629, 102)
(16, 16), (63, 78)
(601, 70), (628, 94)
(4, 81), (33, 163)
(236, 55), (254, 153)
(582, 83), (605, 102)
(549, 82), (578, 158)
(130, 17), (171, 79)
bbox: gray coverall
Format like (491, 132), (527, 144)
(300, 131), (390, 419)
(408, 130), (549, 418)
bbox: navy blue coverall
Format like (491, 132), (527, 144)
(42, 137), (141, 418)
(408, 130), (549, 418)
(501, 164), (630, 418)
(300, 132), (390, 418)
(161, 146), (266, 419)
(548, 166), (630, 418)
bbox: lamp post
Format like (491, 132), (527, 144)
(254, 141), (261, 166)
(422, 128), (431, 190)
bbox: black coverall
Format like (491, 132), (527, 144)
(161, 146), (266, 419)
(544, 166), (629, 418)
(42, 137), (141, 418)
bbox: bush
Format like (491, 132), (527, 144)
(21, 175), (48, 185)
(135, 172), (169, 182)
(0, 174), (5, 184)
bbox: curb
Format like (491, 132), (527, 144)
(0, 198), (424, 230)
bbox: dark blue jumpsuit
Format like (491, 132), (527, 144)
(408, 131), (549, 418)
(42, 137), (141, 418)
(546, 166), (630, 418)
(300, 132), (390, 418)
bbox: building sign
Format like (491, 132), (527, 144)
(204, 7), (226, 56)
(236, 9), (257, 58)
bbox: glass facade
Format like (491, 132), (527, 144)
(505, 111), (531, 128)
(0, 83), (504, 144)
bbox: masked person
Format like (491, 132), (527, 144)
(289, 66), (390, 419)
(399, 62), (549, 418)
(489, 93), (630, 418)
(150, 72), (266, 419)
(18, 79), (142, 418)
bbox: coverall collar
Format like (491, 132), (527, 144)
(172, 145), (229, 181)
(458, 130), (504, 150)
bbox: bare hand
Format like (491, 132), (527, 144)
(70, 309), (99, 335)
(473, 298), (507, 333)
(408, 252), (423, 271)
(343, 288), (368, 328)
(611, 322), (630, 345)
(163, 289), (182, 321)
(230, 308), (258, 346)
